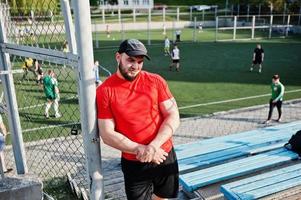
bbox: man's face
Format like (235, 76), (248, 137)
(116, 53), (144, 81)
(257, 44), (261, 49)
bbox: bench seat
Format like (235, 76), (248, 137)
(220, 163), (301, 200)
(179, 148), (299, 192)
(176, 121), (301, 173)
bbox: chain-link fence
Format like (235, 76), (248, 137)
(0, 1), (88, 198)
(1, 1), (301, 200)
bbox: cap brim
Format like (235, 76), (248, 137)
(126, 51), (150, 60)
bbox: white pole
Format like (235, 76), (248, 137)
(72, 0), (104, 199)
(270, 3), (273, 15)
(193, 16), (196, 42)
(215, 6), (218, 19)
(133, 8), (136, 23)
(0, 16), (27, 175)
(285, 15), (290, 37)
(215, 16), (218, 42)
(283, 3), (287, 24)
(172, 20), (175, 42)
(269, 15), (273, 39)
(247, 4), (250, 22)
(190, 7), (192, 21)
(177, 7), (179, 22)
(163, 7), (165, 23)
(121, 20), (125, 41)
(118, 7), (121, 24)
(233, 15), (237, 40)
(102, 8), (105, 24)
(61, 0), (77, 53)
(225, 0), (228, 16)
(148, 8), (151, 45)
(251, 15), (255, 39)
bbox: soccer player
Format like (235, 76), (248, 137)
(265, 74), (285, 124)
(170, 44), (180, 72)
(96, 39), (180, 200)
(43, 70), (61, 118)
(21, 58), (36, 81)
(164, 36), (170, 56)
(250, 44), (264, 73)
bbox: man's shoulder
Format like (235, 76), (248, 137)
(141, 71), (166, 83)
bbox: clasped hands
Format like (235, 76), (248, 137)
(135, 144), (168, 165)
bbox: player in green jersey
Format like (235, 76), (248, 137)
(265, 75), (285, 124)
(43, 70), (61, 118)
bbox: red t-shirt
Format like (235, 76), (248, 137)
(96, 71), (173, 160)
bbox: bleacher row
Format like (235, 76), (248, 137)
(175, 121), (301, 200)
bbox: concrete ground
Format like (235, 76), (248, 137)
(3, 99), (301, 199)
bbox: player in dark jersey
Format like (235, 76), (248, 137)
(250, 44), (264, 73)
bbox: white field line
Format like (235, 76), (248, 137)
(18, 95), (78, 110)
(179, 89), (301, 110)
(22, 122), (80, 133)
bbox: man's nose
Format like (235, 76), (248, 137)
(131, 62), (140, 69)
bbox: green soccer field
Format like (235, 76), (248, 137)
(94, 37), (301, 117)
(3, 28), (301, 143)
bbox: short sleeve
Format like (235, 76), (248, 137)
(156, 76), (173, 103)
(96, 86), (113, 119)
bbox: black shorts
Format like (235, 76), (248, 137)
(172, 59), (180, 63)
(253, 59), (262, 65)
(121, 148), (179, 200)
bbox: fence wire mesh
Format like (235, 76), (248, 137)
(0, 0), (87, 198)
(0, 1), (301, 200)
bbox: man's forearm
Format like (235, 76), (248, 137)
(149, 114), (180, 150)
(101, 130), (141, 154)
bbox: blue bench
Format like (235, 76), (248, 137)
(180, 148), (298, 192)
(175, 121), (301, 194)
(220, 163), (301, 200)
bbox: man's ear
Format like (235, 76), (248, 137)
(115, 52), (121, 64)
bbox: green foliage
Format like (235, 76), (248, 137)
(9, 0), (59, 15)
(90, 0), (100, 6)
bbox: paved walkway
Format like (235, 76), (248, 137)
(4, 99), (301, 199)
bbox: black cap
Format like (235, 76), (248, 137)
(118, 39), (150, 60)
(272, 74), (280, 79)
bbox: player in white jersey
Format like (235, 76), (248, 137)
(169, 44), (180, 72)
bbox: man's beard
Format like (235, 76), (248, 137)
(118, 61), (139, 81)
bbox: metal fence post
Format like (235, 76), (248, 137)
(177, 7), (180, 22)
(283, 3), (287, 25)
(133, 8), (136, 23)
(61, 0), (77, 53)
(258, 4), (261, 18)
(148, 8), (151, 45)
(0, 11), (27, 174)
(247, 4), (250, 22)
(285, 15), (290, 37)
(269, 15), (273, 39)
(233, 16), (237, 40)
(72, 1), (104, 199)
(163, 7), (165, 23)
(215, 16), (218, 42)
(193, 17), (196, 42)
(251, 15), (255, 39)
(102, 8), (105, 24)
